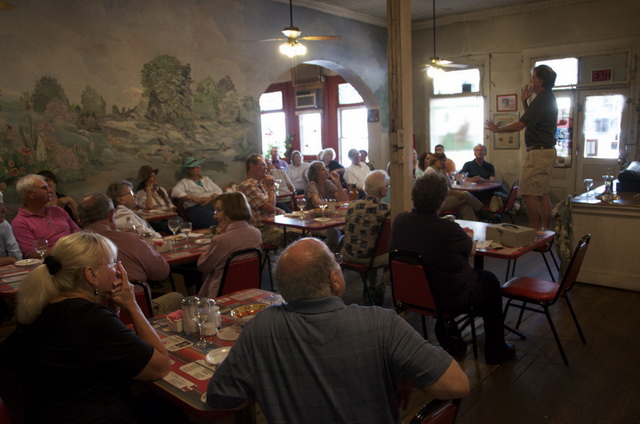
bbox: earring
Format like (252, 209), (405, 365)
(94, 287), (100, 296)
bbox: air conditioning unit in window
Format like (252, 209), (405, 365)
(295, 90), (320, 109)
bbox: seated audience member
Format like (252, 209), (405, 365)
(0, 191), (22, 265)
(78, 192), (170, 285)
(434, 144), (457, 175)
(135, 165), (175, 211)
(320, 147), (345, 180)
(425, 153), (484, 221)
(238, 154), (288, 247)
(206, 238), (470, 422)
(305, 160), (348, 251)
(12, 174), (81, 258)
(345, 148), (371, 194)
(360, 149), (376, 171)
(414, 151), (432, 180)
(6, 232), (171, 423)
(389, 173), (516, 364)
(170, 157), (222, 229)
(197, 192), (262, 298)
(269, 146), (288, 170)
(340, 170), (390, 304)
(412, 149), (419, 178)
(268, 162), (295, 213)
(37, 170), (79, 224)
(461, 144), (508, 201)
(107, 181), (161, 238)
(285, 150), (310, 194)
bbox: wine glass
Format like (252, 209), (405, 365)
(168, 218), (181, 236)
(459, 172), (468, 186)
(34, 239), (48, 261)
(188, 297), (214, 348)
(583, 178), (594, 197)
(274, 179), (282, 195)
(296, 197), (307, 219)
(317, 199), (328, 219)
(180, 221), (193, 247)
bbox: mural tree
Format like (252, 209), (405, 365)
(141, 55), (193, 126)
(30, 76), (69, 113)
(81, 85), (106, 116)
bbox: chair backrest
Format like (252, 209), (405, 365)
(372, 218), (392, 258)
(119, 281), (153, 325)
(172, 198), (190, 221)
(410, 398), (462, 424)
(389, 250), (439, 316)
(218, 248), (262, 297)
(503, 181), (519, 213)
(556, 234), (591, 299)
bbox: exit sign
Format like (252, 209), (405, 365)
(592, 68), (613, 82)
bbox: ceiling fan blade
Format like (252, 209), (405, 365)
(0, 0), (16, 10)
(298, 35), (341, 41)
(441, 63), (468, 69)
(257, 38), (288, 42)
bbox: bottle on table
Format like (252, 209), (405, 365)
(348, 184), (358, 201)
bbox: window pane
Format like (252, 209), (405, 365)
(260, 91), (283, 111)
(299, 112), (323, 156)
(432, 69), (480, 95)
(555, 96), (573, 167)
(583, 94), (624, 159)
(429, 96), (484, 169)
(261, 112), (286, 154)
(534, 58), (577, 87)
(338, 83), (364, 105)
(338, 107), (368, 161)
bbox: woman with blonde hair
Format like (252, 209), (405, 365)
(197, 192), (262, 298)
(7, 232), (170, 423)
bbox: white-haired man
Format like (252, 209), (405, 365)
(207, 238), (469, 423)
(12, 174), (80, 258)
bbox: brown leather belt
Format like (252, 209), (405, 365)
(526, 146), (555, 152)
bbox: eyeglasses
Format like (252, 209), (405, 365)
(334, 253), (343, 265)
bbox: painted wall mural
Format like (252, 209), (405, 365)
(0, 0), (388, 216)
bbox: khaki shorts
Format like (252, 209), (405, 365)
(519, 148), (556, 196)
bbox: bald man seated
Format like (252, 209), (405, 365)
(206, 238), (469, 423)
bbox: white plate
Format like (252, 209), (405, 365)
(14, 259), (42, 267)
(205, 347), (231, 365)
(314, 217), (332, 222)
(165, 234), (187, 241)
(195, 238), (212, 245)
(217, 326), (241, 341)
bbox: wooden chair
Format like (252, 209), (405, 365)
(501, 234), (591, 365)
(218, 248), (262, 297)
(389, 250), (478, 359)
(409, 398), (462, 424)
(481, 180), (519, 224)
(339, 219), (391, 305)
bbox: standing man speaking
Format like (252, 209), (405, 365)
(485, 65), (558, 230)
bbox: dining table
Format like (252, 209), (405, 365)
(0, 259), (41, 298)
(149, 288), (277, 423)
(137, 207), (178, 222)
(159, 229), (213, 266)
(456, 219), (555, 280)
(260, 210), (346, 246)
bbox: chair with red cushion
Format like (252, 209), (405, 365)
(409, 398), (462, 424)
(0, 396), (13, 424)
(390, 250), (478, 359)
(340, 219), (391, 305)
(501, 234), (590, 365)
(218, 248), (262, 297)
(261, 243), (279, 291)
(481, 180), (519, 224)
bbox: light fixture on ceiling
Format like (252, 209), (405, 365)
(261, 0), (340, 58)
(425, 0), (467, 78)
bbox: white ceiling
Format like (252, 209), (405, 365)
(271, 0), (591, 29)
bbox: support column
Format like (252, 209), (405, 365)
(387, 0), (413, 219)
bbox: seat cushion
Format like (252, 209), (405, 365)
(502, 276), (559, 303)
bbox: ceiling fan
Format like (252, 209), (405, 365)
(265, 0), (341, 58)
(425, 0), (467, 77)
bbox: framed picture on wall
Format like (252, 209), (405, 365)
(493, 113), (520, 150)
(496, 94), (517, 112)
